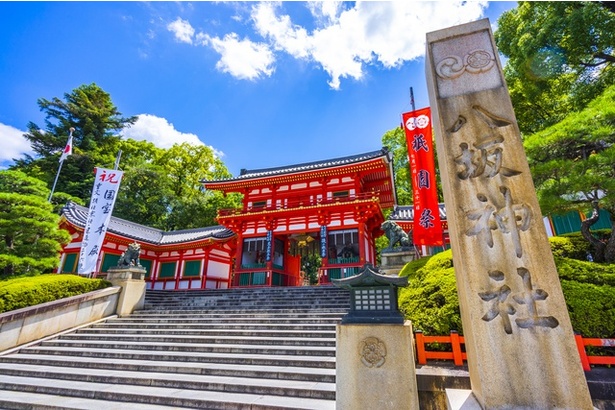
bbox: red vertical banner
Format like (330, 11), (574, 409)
(402, 107), (444, 246)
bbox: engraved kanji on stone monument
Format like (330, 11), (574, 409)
(465, 187), (532, 257)
(450, 106), (521, 180)
(479, 268), (558, 334)
(426, 18), (593, 408)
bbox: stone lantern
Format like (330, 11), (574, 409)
(332, 263), (408, 324)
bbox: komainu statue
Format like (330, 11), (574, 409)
(116, 242), (142, 268)
(381, 220), (411, 251)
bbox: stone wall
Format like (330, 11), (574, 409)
(0, 286), (120, 352)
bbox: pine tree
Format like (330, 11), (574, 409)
(0, 170), (71, 276)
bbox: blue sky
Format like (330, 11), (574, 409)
(0, 1), (516, 176)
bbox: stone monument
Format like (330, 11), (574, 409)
(106, 241), (147, 317)
(425, 19), (593, 408)
(333, 264), (420, 410)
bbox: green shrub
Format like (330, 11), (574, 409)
(555, 257), (615, 286)
(398, 250), (462, 335)
(398, 248), (615, 338)
(561, 280), (615, 338)
(398, 257), (430, 279)
(0, 274), (111, 314)
(549, 236), (579, 259)
(550, 230), (611, 261)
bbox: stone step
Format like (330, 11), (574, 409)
(19, 346), (337, 369)
(0, 363), (336, 400)
(39, 339), (336, 357)
(74, 327), (336, 338)
(89, 322), (336, 331)
(0, 389), (181, 410)
(126, 312), (345, 319)
(110, 317), (342, 324)
(144, 287), (345, 295)
(139, 307), (349, 314)
(0, 375), (335, 410)
(0, 354), (336, 382)
(59, 333), (336, 347)
(141, 304), (349, 310)
(0, 286), (348, 408)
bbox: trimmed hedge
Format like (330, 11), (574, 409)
(551, 230), (611, 260)
(398, 256), (430, 278)
(398, 249), (615, 338)
(561, 280), (615, 338)
(398, 252), (462, 335)
(0, 274), (112, 314)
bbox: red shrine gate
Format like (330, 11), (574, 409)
(202, 149), (397, 287)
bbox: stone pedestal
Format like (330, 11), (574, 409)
(425, 18), (593, 408)
(380, 250), (417, 275)
(336, 322), (420, 410)
(106, 267), (146, 317)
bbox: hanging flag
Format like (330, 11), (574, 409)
(78, 167), (123, 275)
(402, 107), (444, 246)
(59, 128), (74, 162)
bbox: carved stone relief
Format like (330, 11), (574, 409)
(359, 337), (386, 368)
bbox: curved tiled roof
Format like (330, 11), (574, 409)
(202, 148), (391, 183)
(388, 204), (447, 221)
(61, 202), (235, 245)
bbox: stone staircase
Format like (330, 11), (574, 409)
(0, 286), (351, 409)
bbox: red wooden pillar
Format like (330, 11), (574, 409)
(575, 334), (591, 371)
(415, 330), (427, 365)
(355, 209), (368, 265)
(175, 250), (185, 290)
(201, 247), (211, 289)
(450, 331), (464, 366)
(233, 222), (245, 287)
(265, 219), (275, 287)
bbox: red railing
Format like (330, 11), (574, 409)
(575, 334), (615, 371)
(217, 193), (379, 217)
(415, 330), (466, 366)
(415, 331), (615, 371)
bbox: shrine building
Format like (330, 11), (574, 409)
(58, 148), (400, 289)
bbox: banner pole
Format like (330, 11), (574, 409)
(48, 160), (64, 202)
(48, 127), (74, 202)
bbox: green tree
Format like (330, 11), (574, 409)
(382, 127), (412, 205)
(13, 83), (136, 201)
(0, 170), (71, 276)
(495, 2), (615, 134)
(112, 139), (241, 231)
(524, 84), (615, 262)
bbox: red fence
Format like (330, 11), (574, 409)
(415, 330), (615, 371)
(575, 334), (615, 371)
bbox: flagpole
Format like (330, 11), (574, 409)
(48, 127), (74, 202)
(410, 87), (416, 113)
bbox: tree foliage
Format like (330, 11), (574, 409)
(0, 171), (71, 276)
(112, 139), (241, 231)
(524, 85), (615, 261)
(11, 84), (241, 232)
(13, 83), (136, 201)
(382, 127), (412, 205)
(495, 2), (615, 134)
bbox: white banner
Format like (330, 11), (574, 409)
(78, 168), (123, 275)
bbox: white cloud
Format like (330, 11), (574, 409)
(0, 123), (34, 167)
(121, 114), (223, 157)
(165, 2), (486, 88)
(251, 1), (488, 89)
(167, 17), (195, 44)
(201, 33), (275, 81)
